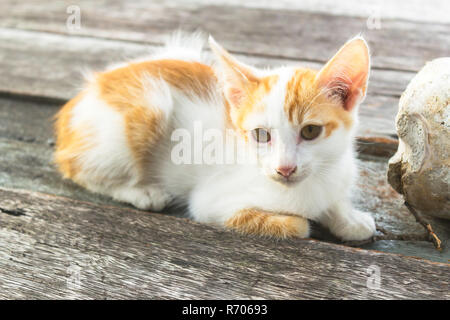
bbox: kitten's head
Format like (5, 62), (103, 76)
(210, 36), (370, 184)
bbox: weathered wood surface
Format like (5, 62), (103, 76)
(1, 96), (448, 263)
(1, 1), (448, 72)
(172, 0), (450, 24)
(0, 0), (449, 299)
(0, 187), (448, 299)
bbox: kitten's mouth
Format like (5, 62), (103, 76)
(271, 172), (308, 186)
(279, 177), (301, 185)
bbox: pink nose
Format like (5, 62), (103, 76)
(276, 166), (297, 178)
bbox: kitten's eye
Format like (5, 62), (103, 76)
(251, 128), (271, 143)
(300, 125), (323, 140)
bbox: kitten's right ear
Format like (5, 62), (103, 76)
(315, 36), (370, 112)
(209, 36), (259, 108)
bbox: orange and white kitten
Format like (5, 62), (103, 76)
(54, 32), (376, 240)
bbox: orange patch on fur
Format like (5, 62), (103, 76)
(284, 69), (353, 135)
(93, 59), (216, 170)
(226, 208), (309, 238)
(54, 92), (91, 180)
(233, 75), (278, 130)
(96, 59), (216, 109)
(124, 106), (165, 171)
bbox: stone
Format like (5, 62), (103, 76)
(388, 58), (450, 219)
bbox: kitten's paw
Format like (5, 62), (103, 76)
(334, 210), (376, 241)
(143, 187), (173, 211)
(293, 216), (310, 238)
(226, 209), (310, 238)
(112, 186), (172, 211)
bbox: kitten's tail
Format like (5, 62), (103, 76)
(151, 30), (207, 63)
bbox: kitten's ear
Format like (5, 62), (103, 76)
(315, 36), (370, 111)
(209, 36), (259, 107)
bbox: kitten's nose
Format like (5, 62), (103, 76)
(276, 166), (297, 178)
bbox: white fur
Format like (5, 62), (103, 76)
(65, 32), (375, 240)
(70, 91), (139, 189)
(152, 31), (207, 62)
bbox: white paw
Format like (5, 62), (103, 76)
(334, 210), (376, 241)
(143, 187), (173, 211)
(112, 186), (172, 211)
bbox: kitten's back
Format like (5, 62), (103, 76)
(54, 32), (218, 208)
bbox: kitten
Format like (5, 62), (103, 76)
(54, 32), (376, 240)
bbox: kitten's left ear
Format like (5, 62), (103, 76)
(209, 36), (260, 108)
(315, 36), (370, 111)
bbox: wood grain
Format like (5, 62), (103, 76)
(0, 0), (448, 299)
(174, 0), (450, 24)
(0, 0), (448, 72)
(0, 187), (448, 299)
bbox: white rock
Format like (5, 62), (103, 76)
(388, 58), (450, 219)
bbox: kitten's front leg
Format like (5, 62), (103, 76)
(225, 208), (310, 238)
(322, 200), (376, 241)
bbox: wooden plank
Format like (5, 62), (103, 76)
(1, 96), (449, 264)
(0, 1), (448, 72)
(174, 0), (450, 24)
(0, 28), (407, 138)
(0, 1), (447, 298)
(0, 187), (448, 299)
(0, 28), (415, 99)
